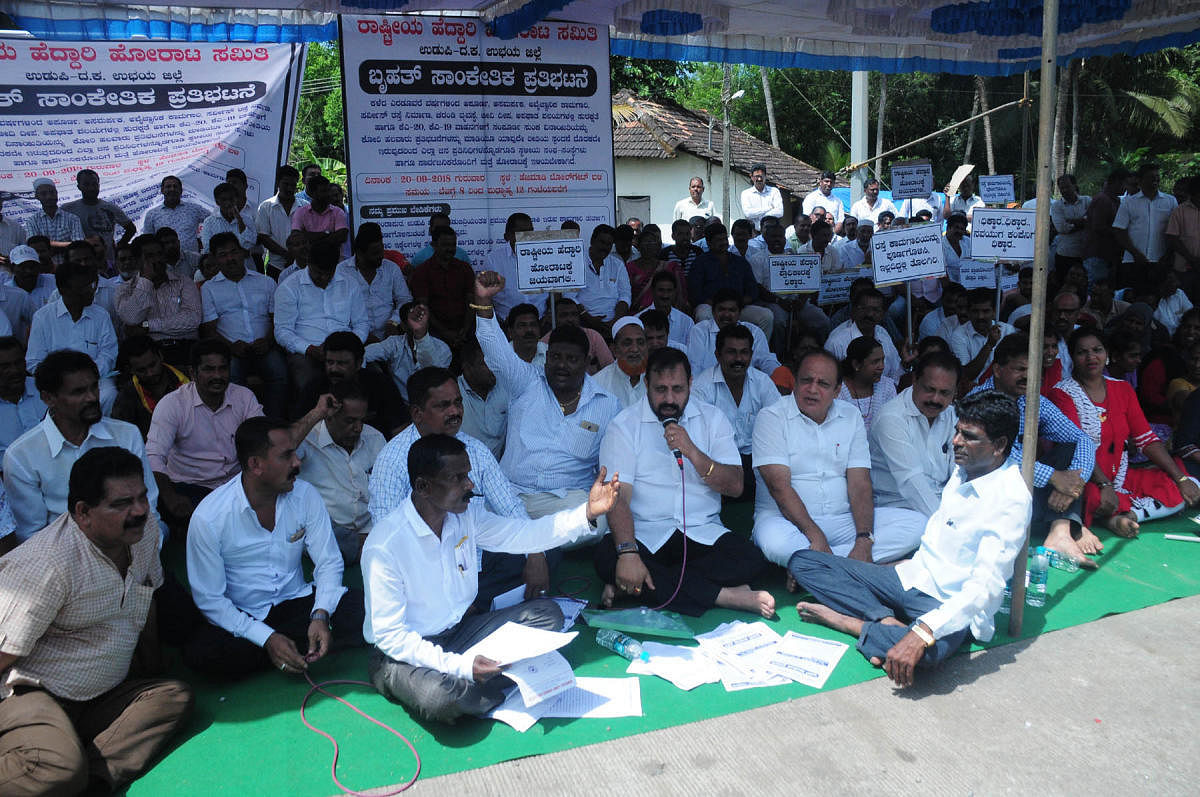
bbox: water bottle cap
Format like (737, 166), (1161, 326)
(639, 651), (650, 662)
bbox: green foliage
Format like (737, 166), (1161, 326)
(290, 42), (344, 166)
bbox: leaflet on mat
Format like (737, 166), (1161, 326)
(462, 621), (576, 665)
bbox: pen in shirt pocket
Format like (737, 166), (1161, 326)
(453, 535), (469, 573)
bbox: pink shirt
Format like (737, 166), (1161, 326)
(145, 382), (263, 489)
(291, 204), (348, 235)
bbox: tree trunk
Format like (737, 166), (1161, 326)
(760, 66), (779, 148)
(874, 73), (887, 179)
(1067, 60), (1080, 174)
(976, 75), (996, 174)
(1053, 64), (1069, 178)
(964, 91), (980, 163)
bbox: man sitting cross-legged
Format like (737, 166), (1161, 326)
(594, 347), (774, 618)
(791, 390), (1032, 688)
(362, 434), (620, 723)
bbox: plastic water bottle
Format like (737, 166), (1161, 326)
(1044, 547), (1081, 573)
(998, 578), (1012, 615)
(1026, 547), (1049, 608)
(595, 629), (649, 662)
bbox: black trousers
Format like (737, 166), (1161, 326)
(594, 529), (767, 616)
(183, 590), (365, 678)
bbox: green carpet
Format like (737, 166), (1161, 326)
(126, 509), (1200, 796)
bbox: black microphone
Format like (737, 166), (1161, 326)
(662, 416), (684, 469)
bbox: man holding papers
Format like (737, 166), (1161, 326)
(362, 434), (620, 723)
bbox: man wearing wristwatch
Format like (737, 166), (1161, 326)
(791, 390), (1031, 687)
(594, 346), (774, 618)
(184, 417), (365, 678)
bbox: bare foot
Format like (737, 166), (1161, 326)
(600, 583), (616, 608)
(786, 573), (798, 593)
(1108, 513), (1140, 538)
(1045, 522), (1097, 570)
(716, 587), (777, 618)
(796, 601), (865, 637)
(1077, 525), (1105, 555)
(880, 616), (906, 628)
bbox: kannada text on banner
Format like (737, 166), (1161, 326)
(0, 40), (303, 234)
(768, 254), (820, 294)
(341, 16), (615, 264)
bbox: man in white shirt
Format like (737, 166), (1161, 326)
(337, 222), (412, 342)
(298, 381), (384, 563)
(592, 316), (648, 409)
(674, 176), (718, 222)
(687, 290), (784, 381)
(144, 175), (209, 255)
(900, 191), (945, 221)
(825, 287), (906, 383)
(459, 337), (508, 460)
(949, 287), (1016, 383)
(740, 163), (784, 230)
(646, 271), (694, 348)
(184, 416), (365, 678)
(23, 178), (84, 253)
(802, 171), (845, 231)
(473, 272), (623, 531)
(595, 347), (773, 617)
(1114, 163), (1177, 272)
(943, 175), (985, 226)
(869, 352), (960, 517)
(3, 350), (159, 541)
(363, 301), (451, 400)
(198, 182), (257, 257)
(200, 232), (288, 417)
(849, 178), (897, 227)
(1050, 174), (1091, 274)
(362, 433), (619, 723)
(0, 336), (45, 462)
(255, 165), (304, 276)
(692, 323), (781, 498)
(274, 239), (368, 412)
(481, 212), (544, 321)
(752, 349), (927, 570)
(791, 390), (1031, 687)
(506, 302), (547, 368)
(26, 259), (119, 413)
(574, 224), (631, 336)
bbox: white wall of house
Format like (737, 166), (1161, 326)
(614, 152), (752, 231)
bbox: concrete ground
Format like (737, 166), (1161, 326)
(407, 594), (1200, 796)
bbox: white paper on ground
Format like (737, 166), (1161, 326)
(490, 584), (526, 612)
(541, 677), (642, 718)
(554, 597), (588, 631)
(462, 622), (577, 665)
(626, 641), (721, 691)
(505, 650), (576, 706)
(487, 687), (549, 732)
(695, 621), (791, 691)
(763, 631), (850, 689)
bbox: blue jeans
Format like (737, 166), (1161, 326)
(788, 550), (969, 667)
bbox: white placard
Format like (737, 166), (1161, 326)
(870, 224), (947, 286)
(958, 259), (997, 290)
(768, 253), (820, 294)
(515, 233), (586, 292)
(341, 15), (614, 264)
(978, 174), (1016, 204)
(0, 39), (302, 250)
(818, 265), (873, 306)
(971, 208), (1036, 259)
(890, 162), (934, 200)
(999, 263), (1021, 293)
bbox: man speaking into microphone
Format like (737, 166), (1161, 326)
(594, 346), (775, 617)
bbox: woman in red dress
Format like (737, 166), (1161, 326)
(1048, 327), (1200, 538)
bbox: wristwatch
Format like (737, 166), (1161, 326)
(310, 609), (331, 627)
(855, 532), (874, 542)
(615, 541), (639, 556)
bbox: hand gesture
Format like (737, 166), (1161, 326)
(472, 655), (503, 683)
(313, 393), (341, 420)
(586, 466), (621, 520)
(265, 632), (308, 674)
(405, 303), (430, 340)
(305, 617), (332, 663)
(986, 323), (1004, 346)
(474, 270), (505, 303)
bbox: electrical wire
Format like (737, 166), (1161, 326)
(648, 460), (687, 611)
(300, 671), (421, 795)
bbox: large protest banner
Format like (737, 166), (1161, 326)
(341, 15), (614, 264)
(0, 40), (304, 239)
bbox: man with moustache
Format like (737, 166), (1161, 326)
(869, 351), (961, 518)
(594, 346), (774, 618)
(505, 303), (546, 367)
(0, 447), (193, 794)
(4, 350), (160, 542)
(591, 316), (648, 408)
(791, 391), (1032, 688)
(184, 417), (365, 678)
(362, 434), (620, 723)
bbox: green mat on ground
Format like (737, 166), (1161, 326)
(126, 509), (1200, 796)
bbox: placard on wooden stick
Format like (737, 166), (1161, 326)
(869, 224), (947, 287)
(768, 254), (820, 294)
(971, 208), (1035, 260)
(818, 265), (873, 306)
(515, 230), (586, 293)
(890, 160), (934, 200)
(978, 174), (1016, 204)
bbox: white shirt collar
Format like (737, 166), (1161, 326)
(42, 415), (115, 457)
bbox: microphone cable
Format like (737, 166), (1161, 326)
(648, 455), (687, 611)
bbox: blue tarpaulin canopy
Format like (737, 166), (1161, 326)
(4, 1), (1200, 75)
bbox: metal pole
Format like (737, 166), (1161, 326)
(1010, 0), (1059, 637)
(1020, 72), (1031, 203)
(906, 283), (913, 344)
(722, 63), (732, 223)
(850, 71), (870, 204)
